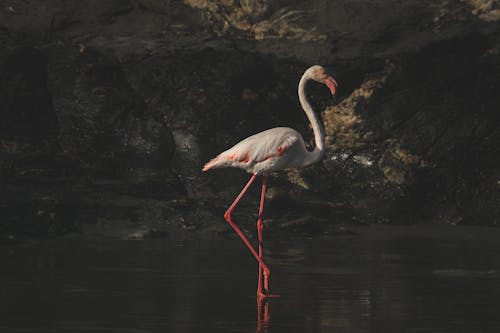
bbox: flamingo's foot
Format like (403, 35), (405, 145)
(257, 290), (280, 302)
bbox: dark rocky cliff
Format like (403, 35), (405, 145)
(1, 0), (499, 238)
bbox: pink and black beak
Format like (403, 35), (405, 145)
(324, 76), (338, 95)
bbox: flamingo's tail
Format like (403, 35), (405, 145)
(202, 157), (220, 171)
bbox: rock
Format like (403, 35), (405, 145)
(0, 47), (59, 152)
(0, 0), (499, 238)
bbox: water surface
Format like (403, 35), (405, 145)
(1, 226), (500, 332)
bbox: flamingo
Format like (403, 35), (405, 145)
(202, 65), (337, 301)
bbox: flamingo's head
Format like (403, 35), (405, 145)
(306, 65), (338, 95)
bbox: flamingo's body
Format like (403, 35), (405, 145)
(203, 127), (314, 174)
(203, 65), (337, 302)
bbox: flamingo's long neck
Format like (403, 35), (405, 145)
(298, 73), (325, 165)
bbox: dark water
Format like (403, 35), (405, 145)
(1, 226), (500, 333)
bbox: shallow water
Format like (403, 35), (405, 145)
(1, 226), (500, 333)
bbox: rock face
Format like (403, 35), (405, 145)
(0, 0), (499, 237)
(1, 47), (59, 151)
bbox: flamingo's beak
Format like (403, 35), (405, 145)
(325, 76), (338, 95)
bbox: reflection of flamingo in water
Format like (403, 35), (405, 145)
(203, 65), (337, 301)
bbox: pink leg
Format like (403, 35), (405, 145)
(257, 176), (269, 298)
(224, 174), (270, 279)
(256, 176), (279, 301)
(257, 176), (266, 298)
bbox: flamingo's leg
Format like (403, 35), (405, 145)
(256, 176), (279, 301)
(257, 176), (266, 298)
(224, 174), (271, 279)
